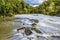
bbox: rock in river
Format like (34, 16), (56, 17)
(25, 28), (32, 35)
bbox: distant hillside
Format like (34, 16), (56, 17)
(37, 0), (60, 16)
(0, 0), (33, 16)
(0, 0), (60, 16)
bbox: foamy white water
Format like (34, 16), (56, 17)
(8, 14), (60, 40)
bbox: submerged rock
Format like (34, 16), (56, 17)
(51, 36), (60, 38)
(33, 19), (39, 23)
(31, 23), (37, 26)
(31, 27), (42, 33)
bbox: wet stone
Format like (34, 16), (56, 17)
(31, 23), (37, 26)
(33, 19), (39, 23)
(37, 36), (47, 40)
(25, 29), (32, 35)
(23, 23), (25, 25)
(31, 27), (42, 33)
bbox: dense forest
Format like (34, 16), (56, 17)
(0, 0), (60, 16)
(38, 0), (60, 16)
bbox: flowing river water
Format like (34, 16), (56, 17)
(7, 14), (60, 40)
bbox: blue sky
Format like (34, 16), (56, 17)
(24, 0), (46, 6)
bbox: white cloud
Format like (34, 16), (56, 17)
(32, 5), (39, 7)
(24, 0), (46, 7)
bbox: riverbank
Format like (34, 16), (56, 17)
(0, 16), (14, 22)
(0, 17), (14, 40)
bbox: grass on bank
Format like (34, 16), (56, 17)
(0, 16), (14, 22)
(0, 17), (13, 40)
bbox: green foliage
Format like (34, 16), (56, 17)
(0, 0), (60, 16)
(38, 0), (60, 16)
(0, 0), (33, 16)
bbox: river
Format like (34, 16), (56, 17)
(7, 14), (60, 40)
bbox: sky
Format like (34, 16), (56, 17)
(24, 0), (46, 7)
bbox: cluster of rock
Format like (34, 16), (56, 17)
(16, 19), (41, 35)
(8, 19), (46, 40)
